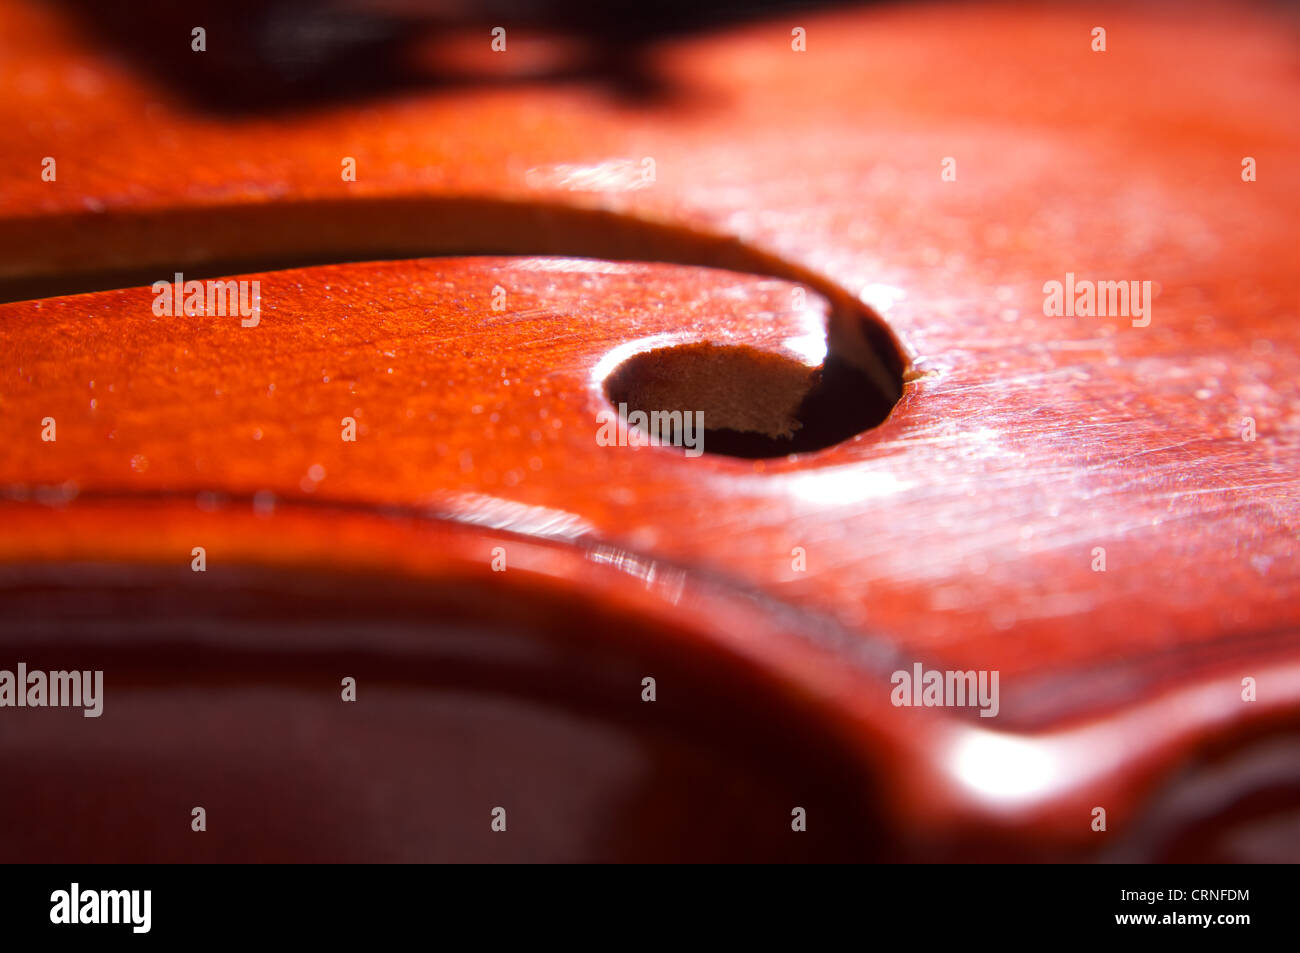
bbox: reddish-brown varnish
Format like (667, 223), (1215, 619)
(0, 0), (1296, 861)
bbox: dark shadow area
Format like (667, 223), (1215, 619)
(703, 355), (897, 457)
(605, 348), (897, 459)
(54, 0), (867, 113)
(0, 563), (893, 861)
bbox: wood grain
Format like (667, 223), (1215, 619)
(0, 0), (1297, 860)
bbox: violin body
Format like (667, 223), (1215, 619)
(0, 0), (1297, 862)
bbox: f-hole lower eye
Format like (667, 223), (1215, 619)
(603, 341), (897, 459)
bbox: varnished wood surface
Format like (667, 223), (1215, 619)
(0, 0), (1297, 860)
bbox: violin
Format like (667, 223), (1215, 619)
(0, 0), (1296, 862)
